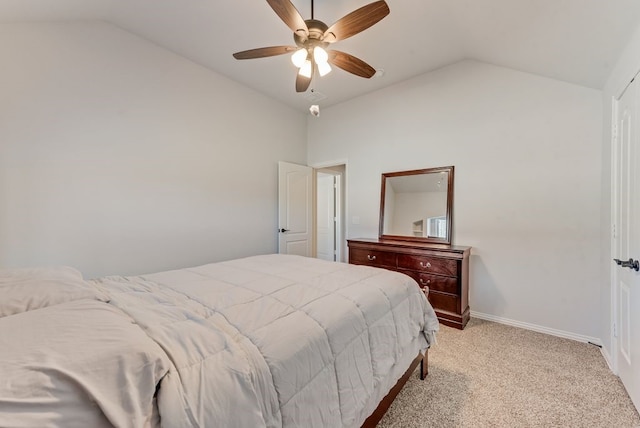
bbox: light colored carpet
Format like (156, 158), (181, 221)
(378, 318), (640, 428)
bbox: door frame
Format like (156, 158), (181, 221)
(611, 93), (620, 375)
(315, 170), (340, 261)
(311, 160), (348, 262)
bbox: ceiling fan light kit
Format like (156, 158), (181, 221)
(233, 0), (390, 93)
(316, 60), (331, 77)
(291, 48), (308, 67)
(299, 60), (313, 78)
(291, 46), (331, 77)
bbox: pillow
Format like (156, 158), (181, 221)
(0, 266), (108, 318)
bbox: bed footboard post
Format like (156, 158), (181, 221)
(420, 350), (428, 380)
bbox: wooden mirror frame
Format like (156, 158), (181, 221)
(379, 166), (454, 245)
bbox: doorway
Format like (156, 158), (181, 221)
(315, 165), (346, 262)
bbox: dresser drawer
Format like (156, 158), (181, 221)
(427, 291), (459, 314)
(397, 254), (458, 277)
(400, 270), (458, 294)
(349, 248), (396, 268)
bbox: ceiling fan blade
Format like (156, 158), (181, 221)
(266, 0), (309, 37)
(328, 50), (376, 78)
(296, 62), (315, 92)
(233, 46), (297, 60)
(323, 0), (390, 43)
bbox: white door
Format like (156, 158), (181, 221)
(278, 161), (313, 256)
(614, 76), (640, 411)
(316, 172), (336, 261)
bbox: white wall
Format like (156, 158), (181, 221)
(308, 60), (603, 339)
(0, 22), (307, 278)
(600, 21), (640, 361)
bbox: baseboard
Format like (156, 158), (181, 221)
(470, 311), (602, 346)
(600, 346), (615, 373)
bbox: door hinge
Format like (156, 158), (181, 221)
(613, 322), (618, 338)
(613, 123), (618, 140)
(613, 223), (617, 239)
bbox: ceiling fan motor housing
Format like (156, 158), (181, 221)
(294, 19), (330, 50)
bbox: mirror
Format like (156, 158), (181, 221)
(379, 166), (454, 244)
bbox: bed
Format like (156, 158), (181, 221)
(0, 254), (439, 427)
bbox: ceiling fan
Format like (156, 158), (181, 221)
(232, 0), (390, 93)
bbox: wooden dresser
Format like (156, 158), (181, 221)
(347, 238), (471, 329)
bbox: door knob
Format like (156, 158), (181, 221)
(613, 258), (640, 272)
(279, 228), (290, 233)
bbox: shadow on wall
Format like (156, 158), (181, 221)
(468, 254), (506, 317)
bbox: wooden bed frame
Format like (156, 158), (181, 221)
(361, 350), (428, 427)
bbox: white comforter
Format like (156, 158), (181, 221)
(0, 254), (438, 428)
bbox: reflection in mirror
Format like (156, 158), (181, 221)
(379, 166), (454, 244)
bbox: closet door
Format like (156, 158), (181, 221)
(614, 77), (640, 412)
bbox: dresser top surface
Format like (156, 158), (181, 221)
(348, 238), (471, 254)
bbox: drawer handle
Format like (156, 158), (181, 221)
(367, 255), (377, 261)
(419, 261), (432, 269)
(420, 278), (431, 285)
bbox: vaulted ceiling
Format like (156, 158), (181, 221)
(3, 0), (640, 111)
